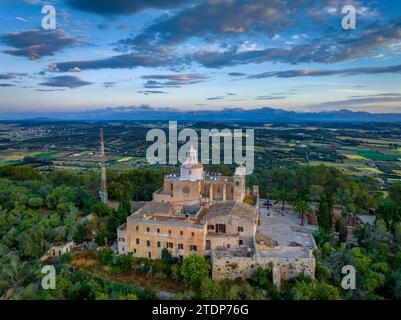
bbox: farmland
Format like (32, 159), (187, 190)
(0, 121), (400, 190)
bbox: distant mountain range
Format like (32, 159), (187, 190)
(1, 106), (401, 122)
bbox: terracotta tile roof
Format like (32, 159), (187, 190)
(203, 201), (257, 222)
(140, 202), (174, 215)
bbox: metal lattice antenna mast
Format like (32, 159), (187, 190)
(99, 128), (108, 203)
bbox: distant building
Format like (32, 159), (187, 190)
(41, 241), (75, 261)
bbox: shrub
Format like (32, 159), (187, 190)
(98, 249), (113, 266)
(180, 254), (210, 286)
(114, 254), (135, 273)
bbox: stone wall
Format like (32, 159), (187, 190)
(211, 246), (315, 287)
(212, 254), (257, 280)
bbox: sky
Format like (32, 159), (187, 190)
(0, 0), (401, 114)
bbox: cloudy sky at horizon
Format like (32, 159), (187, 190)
(0, 0), (401, 113)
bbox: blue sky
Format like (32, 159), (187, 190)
(0, 0), (401, 113)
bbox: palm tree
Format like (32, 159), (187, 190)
(275, 189), (288, 211)
(294, 200), (312, 226)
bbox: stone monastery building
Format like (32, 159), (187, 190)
(117, 146), (315, 285)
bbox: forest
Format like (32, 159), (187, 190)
(0, 164), (400, 300)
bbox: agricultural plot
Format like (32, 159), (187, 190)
(31, 151), (61, 159)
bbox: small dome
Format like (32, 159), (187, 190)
(235, 164), (246, 176)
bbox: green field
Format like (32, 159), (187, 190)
(355, 149), (399, 161)
(31, 151), (60, 159)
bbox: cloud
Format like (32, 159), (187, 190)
(16, 16), (29, 22)
(49, 52), (173, 72)
(128, 0), (296, 48)
(45, 3), (401, 71)
(190, 17), (401, 67)
(255, 95), (286, 100)
(36, 88), (66, 92)
(0, 83), (15, 87)
(310, 95), (401, 109)
(137, 90), (169, 95)
(0, 72), (27, 80)
(228, 72), (246, 77)
(68, 67), (81, 72)
(66, 0), (186, 16)
(103, 81), (116, 88)
(206, 96), (225, 101)
(348, 93), (401, 99)
(141, 73), (207, 88)
(248, 65), (401, 79)
(39, 75), (92, 88)
(2, 29), (77, 60)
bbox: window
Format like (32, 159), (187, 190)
(191, 232), (195, 237)
(208, 224), (215, 230)
(167, 242), (173, 249)
(148, 252), (151, 258)
(157, 241), (161, 248)
(239, 240), (243, 246)
(180, 230), (183, 236)
(147, 240), (151, 247)
(136, 238), (140, 245)
(168, 229), (172, 235)
(178, 244), (184, 250)
(189, 170), (192, 174)
(238, 226), (244, 232)
(122, 247), (125, 252)
(216, 224), (226, 233)
(227, 244), (230, 249)
(136, 226), (139, 231)
(236, 181), (240, 186)
(157, 228), (160, 233)
(146, 227), (150, 232)
(190, 245), (197, 252)
(134, 249), (136, 253)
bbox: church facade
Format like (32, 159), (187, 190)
(153, 145), (247, 207)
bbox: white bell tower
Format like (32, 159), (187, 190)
(180, 145), (203, 181)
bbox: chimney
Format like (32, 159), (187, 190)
(99, 128), (108, 203)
